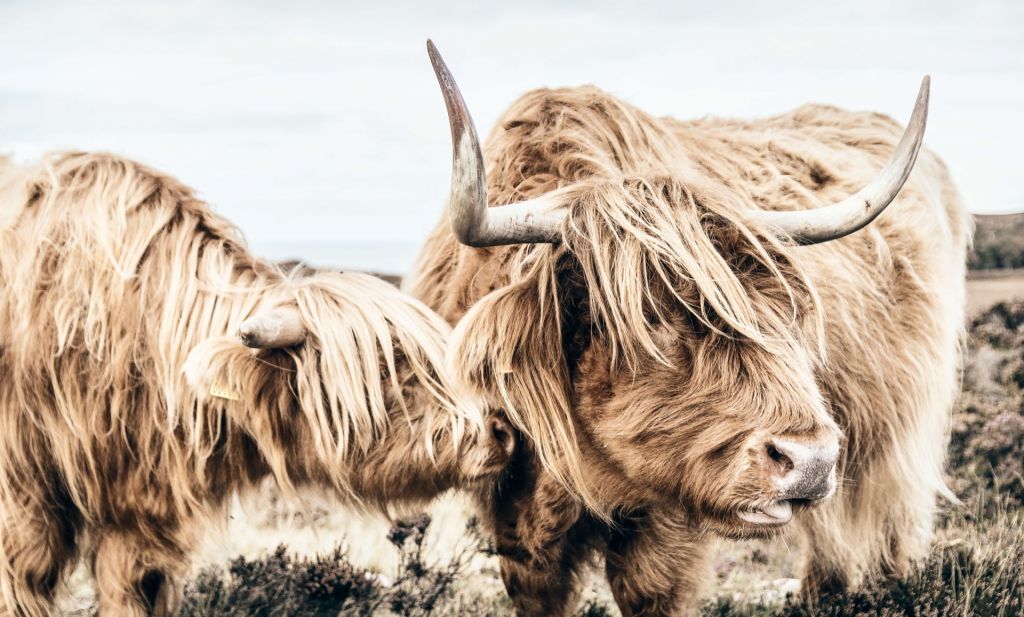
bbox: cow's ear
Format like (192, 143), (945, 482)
(448, 279), (597, 510)
(183, 336), (291, 404)
(184, 337), (252, 403)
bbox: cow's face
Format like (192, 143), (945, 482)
(186, 271), (514, 507)
(550, 209), (845, 538)
(447, 185), (844, 538)
(571, 311), (841, 539)
(340, 326), (517, 505)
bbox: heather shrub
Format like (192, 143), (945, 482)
(573, 599), (618, 617)
(703, 510), (1024, 617)
(778, 527), (1023, 616)
(178, 515), (486, 617)
(178, 546), (378, 617)
(380, 514), (485, 617)
(949, 301), (1024, 516)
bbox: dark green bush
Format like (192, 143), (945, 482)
(970, 214), (1024, 270)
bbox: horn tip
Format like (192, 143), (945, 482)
(913, 76), (930, 127)
(426, 39), (444, 72)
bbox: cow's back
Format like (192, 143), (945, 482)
(0, 152), (267, 518)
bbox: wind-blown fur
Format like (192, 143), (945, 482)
(410, 86), (969, 615)
(0, 152), (500, 616)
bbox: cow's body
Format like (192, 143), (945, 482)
(410, 86), (969, 615)
(0, 152), (506, 616)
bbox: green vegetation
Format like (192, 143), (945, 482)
(971, 214), (1024, 271)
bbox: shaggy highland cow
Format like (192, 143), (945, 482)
(410, 42), (969, 616)
(0, 152), (513, 616)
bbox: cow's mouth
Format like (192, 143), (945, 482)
(736, 500), (793, 526)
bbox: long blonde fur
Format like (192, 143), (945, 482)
(0, 151), (479, 615)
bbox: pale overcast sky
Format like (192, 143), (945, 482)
(1, 0), (1021, 272)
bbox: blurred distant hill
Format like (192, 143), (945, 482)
(971, 213), (1024, 270)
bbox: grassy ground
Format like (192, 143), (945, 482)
(57, 284), (1024, 616)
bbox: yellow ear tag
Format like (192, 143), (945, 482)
(209, 382), (240, 401)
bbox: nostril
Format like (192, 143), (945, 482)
(765, 442), (794, 475)
(488, 416), (516, 458)
(769, 435), (840, 501)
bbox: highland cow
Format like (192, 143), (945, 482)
(410, 41), (970, 616)
(0, 152), (513, 616)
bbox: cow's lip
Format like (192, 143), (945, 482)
(737, 501), (793, 526)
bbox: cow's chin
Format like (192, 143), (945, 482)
(700, 500), (800, 540)
(457, 415), (517, 485)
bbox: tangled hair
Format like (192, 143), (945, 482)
(0, 151), (475, 614)
(413, 81), (969, 612)
(183, 271), (469, 500)
(433, 87), (824, 514)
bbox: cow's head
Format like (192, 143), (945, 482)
(426, 41), (928, 537)
(185, 271), (514, 508)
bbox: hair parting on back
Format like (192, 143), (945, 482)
(0, 151), (470, 523)
(447, 87), (825, 515)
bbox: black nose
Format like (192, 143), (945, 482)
(765, 435), (839, 501)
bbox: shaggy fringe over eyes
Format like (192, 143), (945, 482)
(449, 88), (825, 515)
(563, 176), (823, 369)
(186, 272), (475, 499)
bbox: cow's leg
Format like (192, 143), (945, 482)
(92, 530), (186, 617)
(799, 302), (959, 600)
(498, 535), (593, 617)
(499, 556), (581, 617)
(480, 462), (598, 617)
(797, 504), (853, 599)
(604, 508), (711, 617)
(0, 493), (80, 617)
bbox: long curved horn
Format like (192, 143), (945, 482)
(428, 39), (568, 247)
(238, 306), (306, 349)
(429, 40), (929, 248)
(748, 77), (930, 245)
